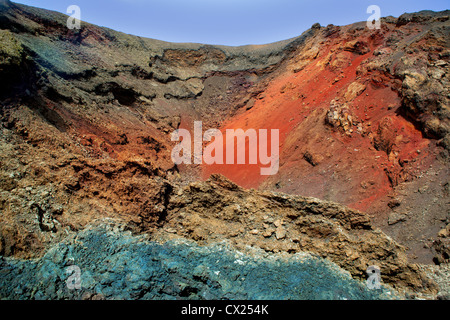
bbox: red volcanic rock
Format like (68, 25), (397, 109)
(0, 1), (448, 281)
(201, 13), (448, 220)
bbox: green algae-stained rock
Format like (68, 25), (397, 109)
(0, 224), (399, 300)
(0, 30), (24, 67)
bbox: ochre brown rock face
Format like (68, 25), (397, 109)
(0, 1), (448, 297)
(158, 174), (437, 294)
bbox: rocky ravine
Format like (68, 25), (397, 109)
(0, 0), (449, 299)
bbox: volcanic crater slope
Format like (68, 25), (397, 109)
(0, 0), (449, 299)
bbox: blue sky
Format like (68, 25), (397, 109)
(14, 0), (449, 46)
